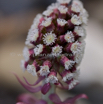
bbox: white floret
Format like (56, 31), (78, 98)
(71, 0), (84, 13)
(71, 41), (85, 55)
(31, 29), (39, 42)
(43, 32), (57, 46)
(23, 47), (30, 61)
(71, 15), (82, 25)
(27, 64), (37, 76)
(71, 2), (82, 13)
(74, 53), (83, 64)
(40, 65), (50, 76)
(58, 5), (68, 14)
(41, 17), (52, 27)
(25, 40), (34, 47)
(57, 18), (67, 26)
(45, 75), (58, 84)
(34, 44), (43, 56)
(64, 31), (74, 43)
(33, 14), (43, 28)
(74, 26), (86, 37)
(73, 0), (83, 9)
(33, 14), (43, 24)
(52, 45), (63, 56)
(65, 60), (75, 70)
(80, 9), (89, 25)
(20, 60), (26, 72)
(63, 73), (74, 82)
(26, 29), (39, 44)
(25, 28), (39, 47)
(69, 79), (79, 90)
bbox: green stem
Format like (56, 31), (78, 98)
(42, 83), (55, 104)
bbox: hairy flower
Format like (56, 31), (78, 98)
(74, 26), (86, 37)
(40, 65), (50, 76)
(43, 32), (57, 46)
(57, 18), (67, 26)
(41, 17), (52, 27)
(69, 79), (79, 90)
(64, 31), (74, 43)
(52, 45), (63, 56)
(62, 72), (74, 82)
(23, 47), (30, 61)
(71, 15), (82, 25)
(27, 65), (37, 76)
(34, 44), (43, 56)
(58, 5), (68, 14)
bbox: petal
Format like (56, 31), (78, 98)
(49, 93), (62, 104)
(17, 93), (37, 104)
(63, 94), (88, 104)
(41, 83), (51, 95)
(14, 73), (42, 93)
(23, 76), (45, 86)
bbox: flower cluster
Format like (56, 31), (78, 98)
(20, 0), (88, 97)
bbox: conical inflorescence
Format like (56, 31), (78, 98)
(21, 0), (88, 93)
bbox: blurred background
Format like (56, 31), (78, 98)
(0, 0), (103, 104)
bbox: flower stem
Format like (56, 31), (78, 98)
(42, 83), (55, 104)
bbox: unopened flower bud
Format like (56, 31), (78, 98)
(60, 55), (75, 70)
(45, 71), (58, 84)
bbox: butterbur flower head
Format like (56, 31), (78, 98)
(70, 41), (85, 55)
(41, 17), (52, 27)
(64, 31), (74, 43)
(71, 15), (82, 25)
(52, 45), (63, 56)
(34, 44), (44, 56)
(74, 26), (86, 37)
(58, 5), (68, 14)
(69, 79), (79, 90)
(64, 60), (75, 70)
(40, 65), (50, 76)
(30, 29), (39, 42)
(23, 47), (30, 61)
(62, 71), (74, 82)
(27, 64), (37, 76)
(57, 18), (67, 26)
(75, 52), (83, 64)
(45, 71), (58, 84)
(71, 0), (82, 13)
(43, 32), (57, 46)
(20, 0), (88, 96)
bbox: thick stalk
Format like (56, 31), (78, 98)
(42, 83), (55, 104)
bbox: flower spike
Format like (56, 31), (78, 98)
(18, 0), (88, 103)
